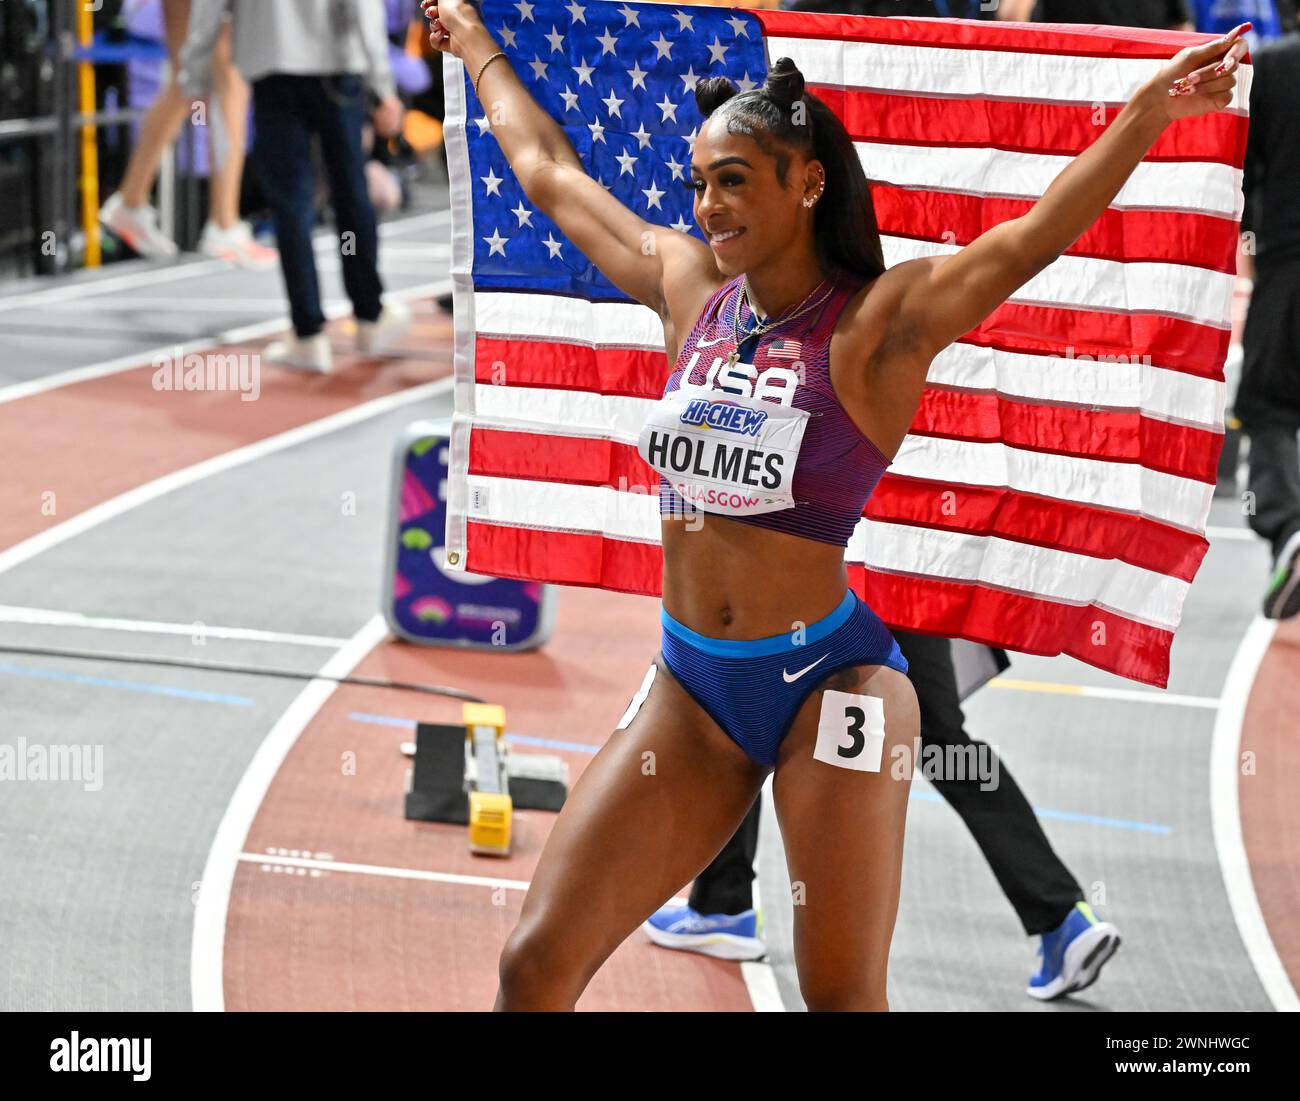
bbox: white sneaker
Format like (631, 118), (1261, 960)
(356, 299), (412, 356)
(198, 221), (279, 270)
(264, 332), (333, 374)
(99, 191), (179, 259)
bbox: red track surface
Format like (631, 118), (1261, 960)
(1239, 614), (1300, 996)
(227, 591), (753, 1011)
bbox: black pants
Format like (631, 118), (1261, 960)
(1245, 423), (1300, 562)
(689, 629), (1084, 936)
(1236, 268), (1300, 562)
(251, 73), (384, 339)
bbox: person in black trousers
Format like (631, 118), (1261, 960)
(181, 0), (411, 374)
(1235, 30), (1300, 619)
(642, 0), (1122, 1003)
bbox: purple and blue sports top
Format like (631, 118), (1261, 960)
(636, 266), (892, 549)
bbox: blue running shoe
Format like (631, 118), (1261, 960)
(642, 905), (767, 961)
(1027, 901), (1121, 1001)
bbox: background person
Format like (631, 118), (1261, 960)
(100, 0), (276, 268)
(181, 0), (411, 374)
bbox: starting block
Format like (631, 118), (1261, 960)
(404, 703), (569, 857)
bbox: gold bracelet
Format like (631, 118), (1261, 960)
(473, 50), (507, 99)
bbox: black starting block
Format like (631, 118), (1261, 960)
(404, 703), (570, 856)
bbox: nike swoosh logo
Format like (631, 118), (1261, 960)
(782, 654), (829, 683)
(696, 335), (731, 347)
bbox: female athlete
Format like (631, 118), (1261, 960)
(423, 0), (1248, 1011)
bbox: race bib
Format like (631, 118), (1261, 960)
(813, 690), (886, 773)
(637, 388), (809, 517)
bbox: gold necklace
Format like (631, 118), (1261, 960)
(726, 274), (835, 368)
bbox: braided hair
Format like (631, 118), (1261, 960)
(693, 57), (886, 281)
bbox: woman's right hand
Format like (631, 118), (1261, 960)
(421, 0), (481, 60)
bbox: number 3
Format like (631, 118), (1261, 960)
(838, 705), (866, 759)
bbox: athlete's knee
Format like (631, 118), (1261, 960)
(800, 970), (889, 1012)
(496, 920), (584, 1010)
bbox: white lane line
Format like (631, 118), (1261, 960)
(743, 870), (784, 1012)
(1209, 614), (1299, 1013)
(0, 605), (348, 647)
(741, 962), (786, 1012)
(239, 849), (692, 910)
(65, 298), (299, 312)
(987, 678), (1220, 709)
(0, 278), (450, 406)
(191, 615), (389, 1012)
(238, 852), (533, 892)
(0, 209), (449, 313)
(0, 375), (454, 580)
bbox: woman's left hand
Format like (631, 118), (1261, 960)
(1152, 21), (1251, 120)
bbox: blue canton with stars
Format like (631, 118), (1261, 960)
(463, 0), (768, 299)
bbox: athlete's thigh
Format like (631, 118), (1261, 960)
(515, 654), (767, 961)
(771, 662), (920, 1002)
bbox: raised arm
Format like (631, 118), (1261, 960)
(879, 25), (1252, 365)
(421, 0), (709, 319)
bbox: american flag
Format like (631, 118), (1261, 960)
(766, 338), (802, 360)
(442, 1), (1251, 689)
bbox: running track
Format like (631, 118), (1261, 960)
(0, 209), (1295, 1012)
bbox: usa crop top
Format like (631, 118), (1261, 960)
(635, 266), (893, 548)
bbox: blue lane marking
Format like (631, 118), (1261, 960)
(0, 662), (256, 706)
(503, 733), (599, 756)
(348, 712), (600, 755)
(348, 712), (416, 730)
(909, 789), (1172, 835)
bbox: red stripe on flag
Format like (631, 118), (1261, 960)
(913, 388), (1223, 484)
(460, 521), (1174, 687)
(824, 87), (1248, 170)
(465, 519), (662, 596)
(865, 477), (1209, 584)
(969, 303), (1228, 381)
(751, 10), (1233, 62)
(474, 335), (666, 398)
(470, 426), (657, 492)
(872, 186), (1240, 273)
(851, 565), (1173, 688)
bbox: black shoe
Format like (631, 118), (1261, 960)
(436, 292), (453, 312)
(1263, 530), (1300, 620)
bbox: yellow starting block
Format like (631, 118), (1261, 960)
(404, 704), (569, 855)
(464, 703), (512, 856)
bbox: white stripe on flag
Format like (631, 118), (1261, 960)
(770, 35), (1252, 114)
(889, 435), (1214, 533)
(848, 518), (1189, 630)
(929, 343), (1223, 431)
(884, 237), (1233, 329)
(859, 142), (1242, 221)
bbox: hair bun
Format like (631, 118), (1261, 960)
(763, 57), (806, 111)
(694, 75), (740, 118)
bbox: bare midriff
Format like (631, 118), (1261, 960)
(660, 513), (851, 639)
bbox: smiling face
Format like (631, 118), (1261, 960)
(689, 113), (821, 278)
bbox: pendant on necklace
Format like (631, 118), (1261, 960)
(725, 349), (740, 369)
